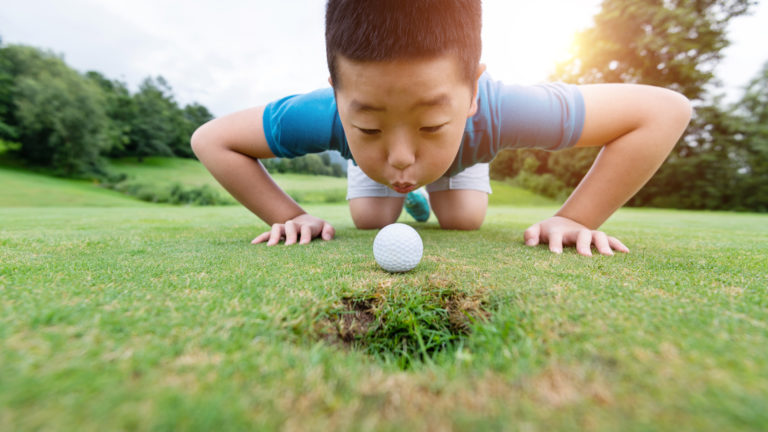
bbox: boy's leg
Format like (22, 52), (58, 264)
(429, 190), (487, 230)
(348, 197), (405, 229)
(426, 163), (491, 230)
(346, 161), (405, 229)
(346, 161), (490, 230)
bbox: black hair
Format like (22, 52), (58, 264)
(325, 0), (482, 88)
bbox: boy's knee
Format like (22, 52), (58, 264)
(435, 213), (484, 231)
(430, 189), (488, 231)
(349, 197), (404, 229)
(353, 218), (393, 230)
(190, 126), (206, 154)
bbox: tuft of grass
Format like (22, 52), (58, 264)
(321, 275), (491, 369)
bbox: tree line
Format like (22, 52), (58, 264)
(0, 43), (211, 177)
(489, 0), (767, 212)
(0, 41), (344, 179)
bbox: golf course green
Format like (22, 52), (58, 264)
(1, 162), (766, 431)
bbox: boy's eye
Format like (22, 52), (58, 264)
(421, 124), (446, 133)
(357, 127), (381, 135)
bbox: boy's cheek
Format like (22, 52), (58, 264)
(347, 142), (373, 165)
(349, 149), (387, 180)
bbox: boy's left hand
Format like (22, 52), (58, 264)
(524, 216), (629, 257)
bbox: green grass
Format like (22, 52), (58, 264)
(2, 168), (768, 431)
(0, 166), (150, 207)
(109, 157), (348, 204)
(109, 157), (225, 188)
(489, 179), (557, 206)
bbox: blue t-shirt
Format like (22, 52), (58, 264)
(263, 73), (585, 177)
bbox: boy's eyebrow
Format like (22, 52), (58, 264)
(413, 94), (450, 109)
(349, 100), (385, 112)
(348, 94), (451, 113)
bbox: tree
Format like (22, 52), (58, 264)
(126, 77), (211, 160)
(631, 98), (747, 209)
(176, 102), (214, 158)
(261, 152), (346, 177)
(126, 76), (178, 161)
(85, 71), (136, 157)
(734, 61), (768, 211)
(2, 45), (110, 176)
(0, 42), (18, 142)
(0, 41), (218, 176)
(491, 0), (757, 209)
(554, 0), (755, 100)
(88, 73), (213, 160)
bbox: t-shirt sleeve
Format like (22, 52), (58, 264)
(450, 75), (585, 176)
(480, 76), (585, 152)
(261, 88), (350, 159)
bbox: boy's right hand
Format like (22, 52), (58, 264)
(251, 213), (335, 246)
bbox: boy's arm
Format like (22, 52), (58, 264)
(191, 106), (335, 245)
(524, 84), (692, 256)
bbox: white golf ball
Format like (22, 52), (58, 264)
(373, 223), (423, 273)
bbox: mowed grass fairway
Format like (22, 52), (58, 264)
(1, 163), (767, 431)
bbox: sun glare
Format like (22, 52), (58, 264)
(482, 1), (598, 84)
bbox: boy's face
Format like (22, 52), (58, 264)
(332, 55), (484, 193)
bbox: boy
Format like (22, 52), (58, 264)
(191, 0), (692, 257)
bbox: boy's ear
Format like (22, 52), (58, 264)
(328, 77), (334, 87)
(467, 63), (487, 117)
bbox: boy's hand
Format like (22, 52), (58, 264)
(251, 214), (335, 246)
(524, 216), (629, 257)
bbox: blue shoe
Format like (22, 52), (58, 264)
(404, 190), (430, 222)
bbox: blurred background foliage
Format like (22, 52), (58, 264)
(489, 0), (768, 212)
(0, 42), (345, 182)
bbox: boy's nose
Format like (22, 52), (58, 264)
(387, 139), (415, 171)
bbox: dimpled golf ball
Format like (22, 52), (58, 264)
(373, 223), (423, 273)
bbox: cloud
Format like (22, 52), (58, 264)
(1, 0), (156, 83)
(1, 0), (765, 116)
(714, 3), (768, 100)
(89, 0), (330, 115)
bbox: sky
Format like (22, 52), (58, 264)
(1, 0), (766, 117)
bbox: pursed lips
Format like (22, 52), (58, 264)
(391, 182), (416, 193)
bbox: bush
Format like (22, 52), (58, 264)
(0, 139), (21, 155)
(262, 152), (345, 177)
(101, 178), (233, 205)
(510, 171), (571, 202)
(493, 154), (572, 201)
(285, 188), (346, 204)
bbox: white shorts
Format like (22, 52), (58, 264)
(346, 161), (492, 199)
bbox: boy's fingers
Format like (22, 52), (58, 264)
(609, 236), (630, 253)
(593, 231), (613, 256)
(576, 229), (592, 256)
(321, 223), (335, 241)
(252, 231), (270, 244)
(524, 224), (541, 246)
(299, 225), (313, 245)
(267, 224), (284, 246)
(284, 220), (298, 245)
(548, 230), (564, 254)
(254, 218), (334, 246)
